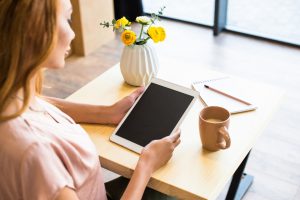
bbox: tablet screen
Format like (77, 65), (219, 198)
(115, 83), (194, 147)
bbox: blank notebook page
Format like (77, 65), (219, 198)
(192, 77), (257, 114)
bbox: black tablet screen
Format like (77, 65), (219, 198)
(115, 83), (194, 147)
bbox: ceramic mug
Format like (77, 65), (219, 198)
(199, 106), (231, 151)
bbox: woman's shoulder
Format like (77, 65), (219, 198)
(0, 116), (34, 145)
(0, 117), (73, 179)
(0, 115), (66, 168)
(0, 117), (48, 164)
(0, 118), (76, 199)
(0, 117), (57, 186)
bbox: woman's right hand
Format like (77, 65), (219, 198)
(120, 130), (181, 200)
(139, 130), (181, 173)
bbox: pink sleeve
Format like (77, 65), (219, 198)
(20, 143), (75, 200)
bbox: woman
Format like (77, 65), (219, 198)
(0, 0), (180, 199)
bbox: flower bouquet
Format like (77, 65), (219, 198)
(100, 7), (166, 46)
(100, 7), (166, 86)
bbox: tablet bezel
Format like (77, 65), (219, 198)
(109, 78), (199, 154)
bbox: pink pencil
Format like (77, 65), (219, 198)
(204, 84), (252, 105)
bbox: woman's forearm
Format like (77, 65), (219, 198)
(41, 87), (144, 125)
(42, 96), (113, 124)
(121, 160), (153, 200)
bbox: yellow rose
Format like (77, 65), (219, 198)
(114, 17), (130, 29)
(121, 30), (136, 45)
(147, 26), (166, 43)
(158, 27), (166, 42)
(147, 26), (160, 43)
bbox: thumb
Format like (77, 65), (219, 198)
(167, 132), (181, 143)
(131, 87), (145, 100)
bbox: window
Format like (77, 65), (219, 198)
(142, 0), (300, 46)
(142, 0), (215, 26)
(227, 0), (300, 45)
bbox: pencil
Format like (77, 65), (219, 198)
(204, 84), (252, 105)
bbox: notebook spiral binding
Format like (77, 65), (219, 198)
(192, 76), (229, 85)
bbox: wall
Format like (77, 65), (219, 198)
(71, 0), (115, 56)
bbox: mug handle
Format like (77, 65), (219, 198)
(217, 126), (231, 149)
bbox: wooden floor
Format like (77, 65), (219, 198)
(44, 19), (300, 200)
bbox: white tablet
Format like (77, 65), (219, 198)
(110, 78), (199, 154)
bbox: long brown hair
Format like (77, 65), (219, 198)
(0, 0), (58, 121)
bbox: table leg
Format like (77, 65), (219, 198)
(225, 151), (254, 200)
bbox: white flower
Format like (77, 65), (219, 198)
(136, 16), (151, 25)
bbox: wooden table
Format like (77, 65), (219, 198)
(67, 60), (283, 200)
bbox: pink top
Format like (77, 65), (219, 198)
(0, 98), (107, 200)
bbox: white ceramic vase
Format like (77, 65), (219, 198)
(120, 43), (159, 86)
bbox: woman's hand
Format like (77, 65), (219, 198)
(120, 130), (181, 200)
(43, 87), (144, 125)
(139, 129), (181, 173)
(108, 87), (144, 124)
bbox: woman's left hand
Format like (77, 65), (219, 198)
(108, 87), (145, 124)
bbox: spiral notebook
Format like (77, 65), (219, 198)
(191, 77), (258, 114)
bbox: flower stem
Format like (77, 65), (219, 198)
(135, 36), (151, 45)
(144, 37), (151, 42)
(139, 24), (144, 40)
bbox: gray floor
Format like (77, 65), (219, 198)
(44, 19), (300, 199)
